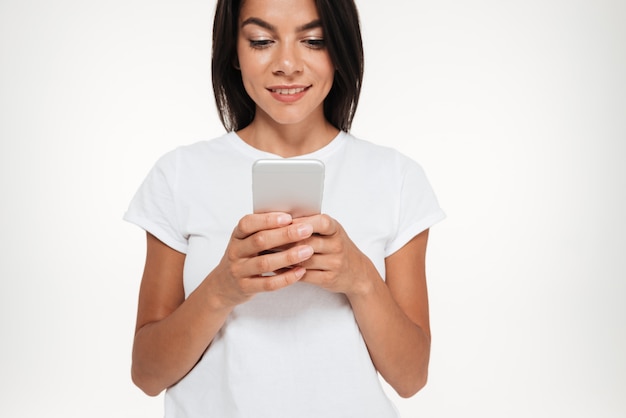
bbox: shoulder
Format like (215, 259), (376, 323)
(160, 132), (235, 162)
(341, 132), (425, 176)
(152, 132), (238, 172)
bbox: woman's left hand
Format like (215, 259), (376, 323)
(291, 214), (376, 296)
(295, 213), (432, 398)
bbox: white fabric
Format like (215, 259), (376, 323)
(124, 131), (445, 418)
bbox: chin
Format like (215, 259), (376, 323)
(264, 106), (324, 127)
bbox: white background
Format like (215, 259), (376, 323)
(1, 0), (624, 416)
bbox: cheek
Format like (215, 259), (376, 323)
(319, 68), (335, 94)
(315, 55), (335, 85)
(237, 43), (271, 72)
(239, 73), (259, 103)
(238, 59), (263, 94)
(238, 57), (272, 95)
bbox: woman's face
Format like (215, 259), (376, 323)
(236, 0), (334, 127)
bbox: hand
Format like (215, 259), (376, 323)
(293, 214), (376, 296)
(210, 212), (315, 308)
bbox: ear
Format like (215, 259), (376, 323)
(233, 57), (240, 70)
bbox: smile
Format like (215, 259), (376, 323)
(269, 87), (309, 95)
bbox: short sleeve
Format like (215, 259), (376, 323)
(385, 157), (446, 257)
(123, 151), (188, 253)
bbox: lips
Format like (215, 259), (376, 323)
(270, 87), (307, 95)
(267, 85), (310, 103)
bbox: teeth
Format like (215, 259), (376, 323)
(272, 87), (306, 95)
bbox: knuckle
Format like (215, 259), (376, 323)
(319, 214), (333, 231)
(285, 250), (302, 264)
(263, 278), (281, 292)
(255, 255), (272, 273)
(233, 281), (254, 300)
(225, 245), (238, 262)
(239, 280), (254, 296)
(285, 250), (301, 266)
(237, 216), (252, 234)
(328, 240), (342, 254)
(321, 237), (341, 255)
(327, 256), (342, 271)
(321, 272), (337, 287)
(286, 225), (299, 241)
(228, 263), (242, 279)
(251, 232), (267, 250)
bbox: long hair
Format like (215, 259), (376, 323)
(211, 0), (364, 132)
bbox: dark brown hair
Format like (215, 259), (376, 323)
(211, 0), (364, 132)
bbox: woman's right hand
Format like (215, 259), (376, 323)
(131, 212), (314, 395)
(209, 212), (315, 308)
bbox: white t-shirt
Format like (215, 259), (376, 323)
(125, 131), (445, 417)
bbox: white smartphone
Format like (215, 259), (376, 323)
(252, 159), (325, 218)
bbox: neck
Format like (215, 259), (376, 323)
(236, 114), (340, 158)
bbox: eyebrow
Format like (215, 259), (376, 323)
(241, 17), (322, 33)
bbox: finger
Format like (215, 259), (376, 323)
(232, 212), (292, 240)
(292, 214), (337, 236)
(240, 222), (314, 257)
(296, 228), (344, 260)
(297, 268), (327, 284)
(257, 266), (307, 292)
(237, 267), (307, 294)
(241, 244), (314, 278)
(297, 251), (330, 271)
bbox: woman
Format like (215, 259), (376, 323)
(124, 0), (445, 416)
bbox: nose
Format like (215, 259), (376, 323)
(273, 42), (302, 76)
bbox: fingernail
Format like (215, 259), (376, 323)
(297, 224), (313, 237)
(277, 214), (292, 225)
(298, 246), (314, 259)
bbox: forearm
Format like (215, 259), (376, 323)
(131, 215), (314, 395)
(131, 278), (232, 396)
(348, 274), (431, 398)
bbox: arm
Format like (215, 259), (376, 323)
(131, 213), (315, 396)
(296, 215), (432, 397)
(350, 230), (431, 398)
(131, 233), (231, 396)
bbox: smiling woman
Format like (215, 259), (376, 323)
(123, 0), (445, 417)
(2, 0), (626, 416)
(212, 0), (364, 135)
(235, 0), (336, 143)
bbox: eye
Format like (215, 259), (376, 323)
(249, 39), (274, 49)
(303, 38), (325, 50)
